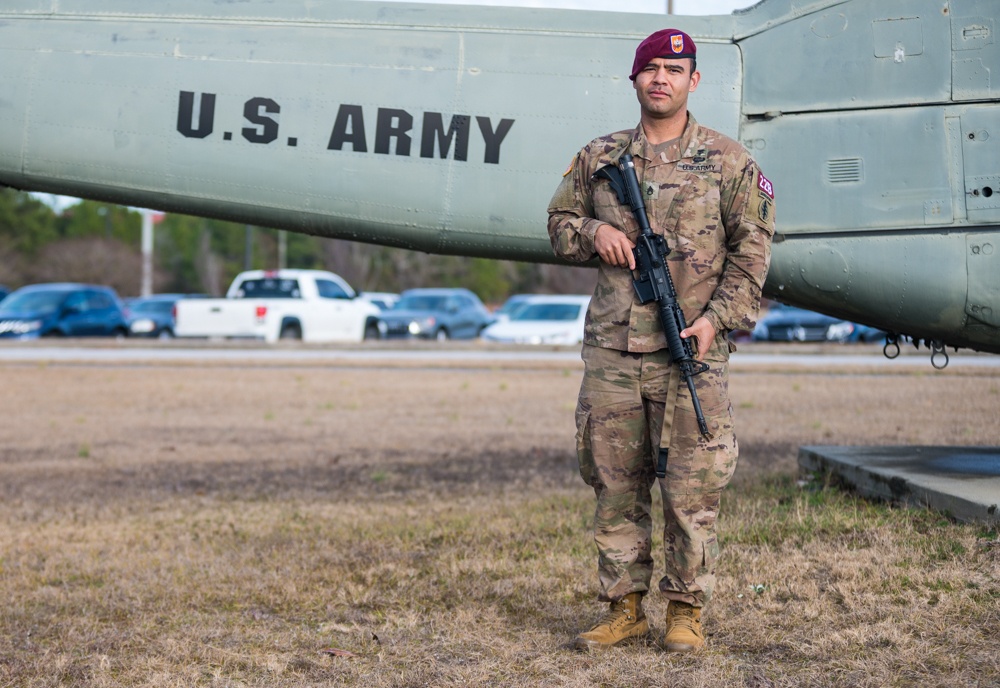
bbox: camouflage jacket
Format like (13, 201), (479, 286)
(547, 115), (775, 358)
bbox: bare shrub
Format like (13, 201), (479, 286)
(535, 261), (598, 294)
(28, 237), (168, 296)
(0, 236), (27, 287)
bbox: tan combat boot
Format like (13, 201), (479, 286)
(663, 601), (704, 652)
(573, 592), (650, 652)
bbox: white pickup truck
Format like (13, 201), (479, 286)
(173, 269), (382, 343)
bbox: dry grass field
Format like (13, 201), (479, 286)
(1, 344), (998, 687)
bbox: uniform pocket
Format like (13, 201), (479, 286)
(576, 396), (652, 492)
(592, 178), (636, 240)
(575, 402), (597, 487)
(662, 365), (738, 494)
(670, 173), (723, 251)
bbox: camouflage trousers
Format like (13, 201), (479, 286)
(575, 344), (738, 608)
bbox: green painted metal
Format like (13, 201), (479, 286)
(0, 0), (997, 354)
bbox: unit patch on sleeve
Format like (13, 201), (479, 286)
(758, 195), (772, 224)
(743, 166), (775, 230)
(757, 171), (774, 199)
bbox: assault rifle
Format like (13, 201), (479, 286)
(594, 153), (711, 457)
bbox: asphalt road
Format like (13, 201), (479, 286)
(0, 341), (997, 368)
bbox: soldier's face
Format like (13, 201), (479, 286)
(633, 58), (700, 121)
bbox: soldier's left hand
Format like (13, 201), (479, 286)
(681, 317), (716, 360)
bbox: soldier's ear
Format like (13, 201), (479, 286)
(688, 70), (701, 92)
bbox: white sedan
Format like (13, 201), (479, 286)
(481, 295), (591, 345)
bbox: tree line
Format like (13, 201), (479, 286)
(0, 189), (595, 304)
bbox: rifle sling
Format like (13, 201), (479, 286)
(656, 360), (682, 478)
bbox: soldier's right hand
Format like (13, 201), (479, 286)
(594, 224), (636, 270)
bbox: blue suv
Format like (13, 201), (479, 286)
(0, 283), (130, 339)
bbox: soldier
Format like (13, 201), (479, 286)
(547, 28), (774, 653)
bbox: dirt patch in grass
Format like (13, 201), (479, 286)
(1, 352), (998, 686)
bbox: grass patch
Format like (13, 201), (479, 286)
(0, 362), (997, 686)
(2, 480), (996, 687)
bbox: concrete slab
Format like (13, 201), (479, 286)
(798, 446), (1000, 524)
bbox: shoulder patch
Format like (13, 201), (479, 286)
(742, 166), (775, 231)
(757, 171), (774, 199)
(757, 195), (772, 224)
(563, 155), (576, 177)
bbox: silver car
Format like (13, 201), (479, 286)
(481, 295), (591, 345)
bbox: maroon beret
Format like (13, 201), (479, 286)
(629, 28), (697, 81)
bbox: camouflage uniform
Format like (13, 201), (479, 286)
(547, 115), (774, 607)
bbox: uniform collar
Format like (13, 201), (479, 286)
(629, 113), (700, 166)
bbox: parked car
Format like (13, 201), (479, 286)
(378, 288), (494, 340)
(751, 304), (886, 343)
(358, 291), (400, 311)
(126, 293), (205, 338)
(492, 293), (534, 323)
(0, 283), (129, 339)
(174, 269), (381, 342)
(481, 295), (590, 345)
